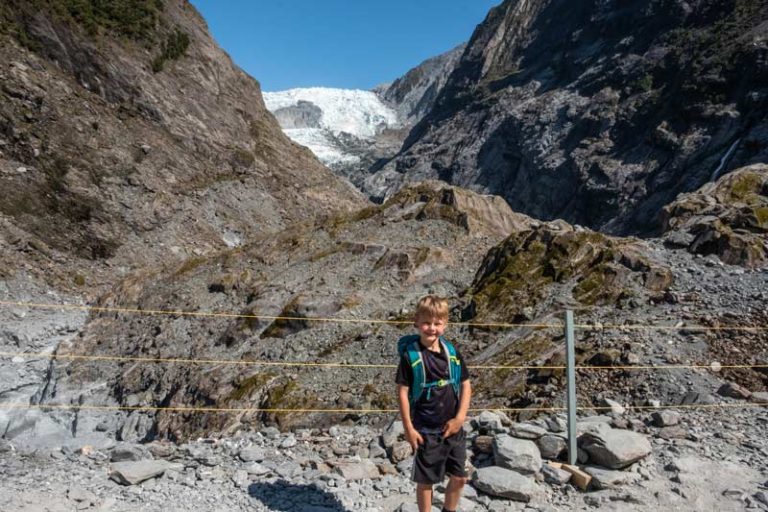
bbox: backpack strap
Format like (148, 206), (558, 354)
(440, 337), (462, 400)
(406, 342), (425, 406)
(398, 335), (425, 407)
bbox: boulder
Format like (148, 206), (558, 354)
(493, 435), (542, 474)
(658, 426), (687, 440)
(334, 460), (380, 481)
(541, 464), (571, 485)
(717, 382), (752, 399)
(584, 466), (641, 489)
(509, 423), (547, 439)
(472, 467), (539, 502)
(239, 446), (266, 462)
(599, 398), (626, 415)
(109, 460), (168, 486)
(474, 411), (504, 432)
(579, 428), (651, 469)
(382, 421), (404, 448)
(537, 434), (567, 460)
(651, 411), (680, 427)
(390, 441), (413, 463)
(109, 444), (152, 462)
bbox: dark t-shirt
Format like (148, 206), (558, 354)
(395, 339), (470, 432)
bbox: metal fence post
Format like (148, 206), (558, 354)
(565, 309), (577, 465)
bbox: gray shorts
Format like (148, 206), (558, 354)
(411, 429), (467, 485)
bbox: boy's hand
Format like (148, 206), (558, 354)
(442, 417), (464, 438)
(405, 427), (423, 451)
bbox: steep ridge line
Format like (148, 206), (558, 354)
(1, 300), (766, 331)
(0, 350), (764, 372)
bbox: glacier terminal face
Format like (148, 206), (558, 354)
(264, 87), (399, 167)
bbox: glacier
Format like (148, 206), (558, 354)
(263, 87), (400, 167)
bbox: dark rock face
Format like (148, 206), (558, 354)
(374, 44), (466, 127)
(366, 0), (768, 234)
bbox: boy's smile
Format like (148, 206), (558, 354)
(415, 315), (446, 350)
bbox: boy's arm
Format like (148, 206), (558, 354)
(398, 384), (423, 450)
(442, 379), (472, 437)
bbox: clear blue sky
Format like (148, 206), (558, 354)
(189, 0), (501, 92)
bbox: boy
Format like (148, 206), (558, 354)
(396, 295), (472, 512)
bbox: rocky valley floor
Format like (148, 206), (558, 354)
(1, 405), (767, 512)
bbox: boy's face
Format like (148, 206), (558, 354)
(414, 313), (447, 347)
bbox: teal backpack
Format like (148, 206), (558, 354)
(397, 334), (462, 406)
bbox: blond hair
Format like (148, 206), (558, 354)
(414, 295), (449, 321)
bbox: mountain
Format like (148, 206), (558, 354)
(0, 0), (364, 296)
(0, 0), (364, 446)
(374, 43), (466, 126)
(364, 0), (768, 234)
(263, 45), (465, 188)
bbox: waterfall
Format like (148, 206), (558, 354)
(710, 138), (741, 182)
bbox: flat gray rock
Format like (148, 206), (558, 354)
(334, 460), (380, 481)
(584, 465), (641, 489)
(472, 466), (539, 502)
(239, 446), (266, 462)
(541, 464), (571, 485)
(109, 460), (168, 486)
(109, 444), (151, 462)
(580, 428), (651, 469)
(493, 435), (542, 474)
(509, 422), (547, 439)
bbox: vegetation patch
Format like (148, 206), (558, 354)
(227, 371), (275, 402)
(466, 227), (669, 322)
(174, 256), (206, 276)
(151, 27), (190, 72)
(728, 172), (764, 204)
(2, 0), (164, 42)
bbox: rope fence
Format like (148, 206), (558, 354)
(0, 401), (765, 415)
(1, 350), (766, 371)
(2, 299), (767, 332)
(1, 299), (765, 452)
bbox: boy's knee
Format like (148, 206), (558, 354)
(449, 475), (468, 486)
(416, 483), (433, 491)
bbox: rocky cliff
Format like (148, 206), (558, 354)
(0, 0), (364, 296)
(0, 0), (364, 447)
(365, 0), (768, 235)
(374, 43), (466, 127)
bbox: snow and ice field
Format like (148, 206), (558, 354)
(263, 87), (399, 166)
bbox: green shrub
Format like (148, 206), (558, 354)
(636, 74), (653, 93)
(151, 28), (190, 72)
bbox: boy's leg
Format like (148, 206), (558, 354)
(416, 483), (433, 512)
(442, 475), (467, 511)
(442, 429), (468, 511)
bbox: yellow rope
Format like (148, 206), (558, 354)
(3, 299), (766, 331)
(2, 350), (765, 371)
(0, 300), (560, 329)
(0, 401), (764, 415)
